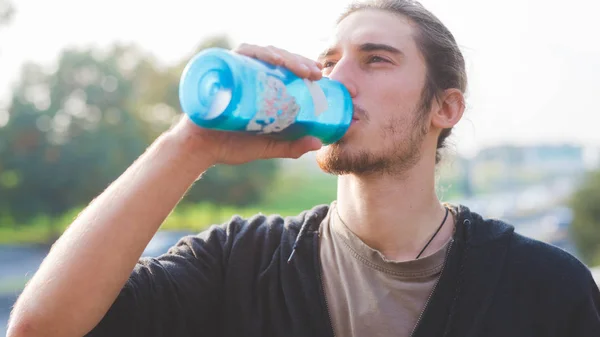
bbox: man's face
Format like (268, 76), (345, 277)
(316, 9), (432, 176)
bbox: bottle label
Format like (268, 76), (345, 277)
(246, 73), (328, 134)
(246, 73), (300, 134)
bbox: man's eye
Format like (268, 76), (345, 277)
(322, 61), (336, 68)
(368, 56), (389, 63)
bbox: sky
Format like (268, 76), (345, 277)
(0, 0), (599, 157)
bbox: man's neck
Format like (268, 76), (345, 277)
(335, 158), (455, 262)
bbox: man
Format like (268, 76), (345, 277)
(7, 0), (600, 336)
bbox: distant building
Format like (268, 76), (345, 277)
(470, 144), (585, 193)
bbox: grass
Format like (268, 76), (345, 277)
(0, 170), (463, 245)
(0, 275), (31, 295)
(160, 171), (338, 231)
(0, 209), (82, 245)
(0, 223), (56, 245)
(0, 171), (339, 244)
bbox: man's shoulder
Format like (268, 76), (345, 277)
(463, 206), (596, 297)
(507, 230), (592, 280)
(495, 223), (597, 301)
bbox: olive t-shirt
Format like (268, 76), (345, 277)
(319, 203), (453, 337)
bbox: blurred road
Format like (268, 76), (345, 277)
(1, 294), (16, 335)
(0, 245), (47, 281)
(0, 231), (193, 335)
(0, 245), (48, 335)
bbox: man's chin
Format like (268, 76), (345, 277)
(315, 145), (343, 175)
(315, 142), (417, 177)
(315, 143), (366, 175)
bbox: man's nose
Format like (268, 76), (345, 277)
(326, 60), (358, 98)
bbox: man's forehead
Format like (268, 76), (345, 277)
(324, 10), (415, 52)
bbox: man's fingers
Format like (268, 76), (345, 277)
(288, 137), (323, 157)
(267, 46), (322, 81)
(261, 137), (322, 159)
(233, 44), (321, 81)
(235, 43), (283, 66)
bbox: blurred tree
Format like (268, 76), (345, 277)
(569, 169), (600, 265)
(0, 0), (13, 26)
(0, 34), (280, 233)
(0, 45), (149, 226)
(0, 0), (14, 55)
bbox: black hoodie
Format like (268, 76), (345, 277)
(88, 204), (600, 337)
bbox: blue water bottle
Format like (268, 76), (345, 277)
(178, 47), (353, 145)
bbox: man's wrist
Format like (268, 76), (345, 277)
(162, 118), (217, 174)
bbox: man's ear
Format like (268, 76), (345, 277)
(431, 88), (465, 130)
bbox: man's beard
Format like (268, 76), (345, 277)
(316, 105), (429, 177)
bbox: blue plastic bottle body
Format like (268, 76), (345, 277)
(178, 48), (353, 145)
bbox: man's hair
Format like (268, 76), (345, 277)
(338, 0), (467, 164)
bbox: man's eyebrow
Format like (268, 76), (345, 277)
(359, 43), (403, 55)
(317, 43), (403, 59)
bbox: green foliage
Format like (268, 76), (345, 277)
(186, 160), (279, 207)
(262, 169), (337, 212)
(0, 35), (277, 233)
(0, 47), (149, 221)
(570, 170), (600, 265)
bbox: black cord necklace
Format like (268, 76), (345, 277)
(415, 207), (449, 259)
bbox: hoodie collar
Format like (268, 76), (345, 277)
(293, 203), (515, 248)
(290, 203), (516, 337)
